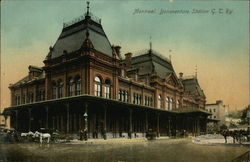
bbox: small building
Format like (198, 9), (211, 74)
(206, 100), (229, 130)
(2, 3), (210, 138)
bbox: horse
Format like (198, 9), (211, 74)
(33, 131), (51, 144)
(219, 129), (230, 143)
(20, 131), (34, 141)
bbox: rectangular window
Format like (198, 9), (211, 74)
(52, 87), (57, 99)
(76, 81), (81, 95)
(22, 94), (26, 104)
(118, 90), (121, 101)
(58, 87), (63, 98)
(17, 96), (21, 105)
(119, 89), (129, 102)
(69, 84), (74, 96)
(104, 86), (110, 99)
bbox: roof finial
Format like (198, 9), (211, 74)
(169, 49), (172, 61)
(149, 36), (152, 53)
(195, 65), (198, 78)
(87, 1), (90, 16)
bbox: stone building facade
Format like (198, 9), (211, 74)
(206, 100), (229, 126)
(3, 4), (209, 138)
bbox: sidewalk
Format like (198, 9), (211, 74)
(63, 136), (170, 145)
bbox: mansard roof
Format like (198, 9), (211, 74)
(130, 49), (174, 79)
(181, 76), (205, 97)
(49, 13), (113, 59)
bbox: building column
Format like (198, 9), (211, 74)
(197, 117), (200, 135)
(74, 114), (77, 132)
(57, 116), (59, 130)
(15, 110), (18, 130)
(129, 109), (132, 139)
(157, 113), (160, 137)
(28, 108), (32, 131)
(145, 111), (148, 132)
(79, 114), (82, 131)
(168, 117), (171, 136)
(66, 103), (70, 133)
(52, 117), (55, 130)
(45, 106), (49, 129)
(103, 107), (107, 139)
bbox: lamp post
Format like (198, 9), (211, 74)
(83, 111), (88, 141)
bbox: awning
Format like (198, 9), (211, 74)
(172, 107), (212, 115)
(2, 94), (177, 115)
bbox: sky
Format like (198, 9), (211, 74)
(1, 0), (249, 112)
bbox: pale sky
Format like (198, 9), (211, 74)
(1, 0), (249, 112)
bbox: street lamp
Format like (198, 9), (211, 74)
(83, 112), (88, 141)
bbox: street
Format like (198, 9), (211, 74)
(0, 138), (248, 162)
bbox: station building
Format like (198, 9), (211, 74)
(3, 4), (210, 138)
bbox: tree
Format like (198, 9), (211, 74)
(239, 105), (250, 125)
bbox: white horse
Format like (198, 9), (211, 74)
(21, 131), (34, 140)
(34, 131), (51, 144)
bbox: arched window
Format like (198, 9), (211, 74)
(94, 76), (102, 97)
(58, 80), (63, 98)
(176, 100), (179, 109)
(158, 95), (161, 108)
(169, 98), (173, 110)
(68, 78), (74, 96)
(104, 79), (111, 99)
(76, 77), (81, 95)
(165, 97), (169, 110)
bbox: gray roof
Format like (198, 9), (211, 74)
(50, 17), (113, 59)
(131, 50), (174, 79)
(182, 77), (205, 97)
(10, 70), (45, 88)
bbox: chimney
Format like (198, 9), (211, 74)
(179, 72), (183, 79)
(114, 46), (121, 58)
(216, 100), (223, 105)
(125, 53), (132, 68)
